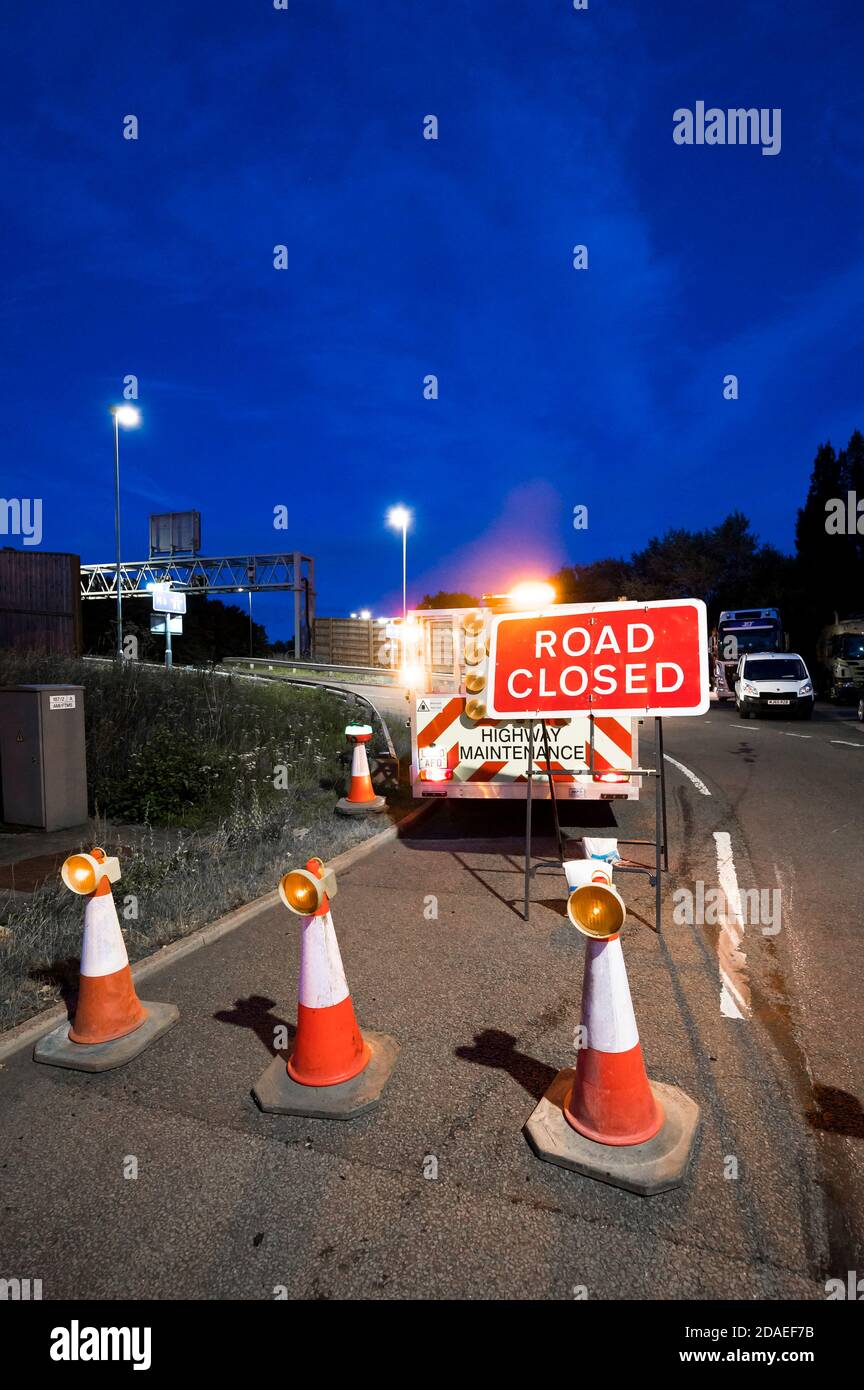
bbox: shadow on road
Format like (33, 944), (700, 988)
(455, 1026), (557, 1101)
(213, 994), (295, 1058)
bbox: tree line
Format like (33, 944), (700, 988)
(420, 430), (864, 661)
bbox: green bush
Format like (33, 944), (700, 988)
(98, 733), (235, 825)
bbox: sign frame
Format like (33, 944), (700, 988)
(486, 598), (710, 720)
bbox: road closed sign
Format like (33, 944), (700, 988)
(486, 598), (709, 718)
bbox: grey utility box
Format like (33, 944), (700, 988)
(0, 685), (88, 831)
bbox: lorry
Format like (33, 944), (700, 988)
(815, 613), (864, 702)
(710, 607), (786, 702)
(387, 602), (640, 802)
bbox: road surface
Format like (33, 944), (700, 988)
(0, 701), (861, 1299)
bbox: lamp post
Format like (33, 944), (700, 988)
(109, 404), (141, 658)
(386, 505), (411, 620)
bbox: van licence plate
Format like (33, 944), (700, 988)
(767, 699), (790, 706)
(419, 749), (447, 770)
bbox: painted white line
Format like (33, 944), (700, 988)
(663, 754), (711, 797)
(830, 740), (864, 748)
(714, 831), (751, 1020)
(779, 731), (812, 739)
(731, 724), (759, 731)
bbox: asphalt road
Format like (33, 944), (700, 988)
(0, 700), (862, 1300)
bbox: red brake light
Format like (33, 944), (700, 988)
(420, 768), (453, 783)
(593, 771), (630, 784)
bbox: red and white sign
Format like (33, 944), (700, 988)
(486, 598), (709, 719)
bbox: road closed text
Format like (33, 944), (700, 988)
(487, 600), (709, 718)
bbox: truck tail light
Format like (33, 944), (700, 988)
(593, 771), (630, 784)
(419, 767), (453, 783)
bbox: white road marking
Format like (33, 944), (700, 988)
(714, 831), (751, 1020)
(663, 754), (711, 796)
(733, 723), (812, 738)
(830, 740), (864, 748)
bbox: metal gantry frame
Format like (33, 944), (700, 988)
(80, 552), (315, 658)
(522, 714), (668, 929)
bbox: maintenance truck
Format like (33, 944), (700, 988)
(387, 601), (640, 802)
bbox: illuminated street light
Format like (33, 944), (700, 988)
(386, 505), (411, 620)
(109, 404), (141, 658)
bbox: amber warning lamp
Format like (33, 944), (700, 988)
(564, 860), (626, 940)
(278, 858), (338, 916)
(60, 847), (122, 896)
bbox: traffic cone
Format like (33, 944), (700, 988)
(253, 857), (398, 1119)
(523, 851), (700, 1194)
(33, 847), (179, 1072)
(564, 933), (663, 1145)
(335, 724), (386, 814)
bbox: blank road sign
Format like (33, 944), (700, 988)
(150, 614), (183, 635)
(486, 599), (710, 719)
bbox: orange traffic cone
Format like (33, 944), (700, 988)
(335, 724), (386, 815)
(523, 853), (700, 1194)
(563, 934), (663, 1145)
(66, 848), (147, 1045)
(252, 857), (398, 1119)
(33, 847), (179, 1072)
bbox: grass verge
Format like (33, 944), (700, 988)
(0, 651), (413, 1031)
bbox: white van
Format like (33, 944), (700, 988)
(734, 651), (814, 719)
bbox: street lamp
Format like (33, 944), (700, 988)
(109, 404), (141, 658)
(386, 505), (411, 620)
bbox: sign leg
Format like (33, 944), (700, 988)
(540, 718), (565, 865)
(657, 716), (669, 870)
(524, 720), (535, 921)
(654, 717), (663, 933)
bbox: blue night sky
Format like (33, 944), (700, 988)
(3, 2), (863, 638)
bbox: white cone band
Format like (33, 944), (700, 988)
(79, 892), (130, 978)
(297, 911), (349, 1009)
(352, 744), (371, 779)
(581, 936), (639, 1054)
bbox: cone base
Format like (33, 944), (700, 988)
(335, 795), (386, 816)
(524, 1068), (700, 1196)
(253, 1030), (399, 1120)
(33, 1001), (180, 1073)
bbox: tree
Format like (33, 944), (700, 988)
(417, 590), (480, 609)
(83, 595), (270, 663)
(794, 433), (864, 650)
